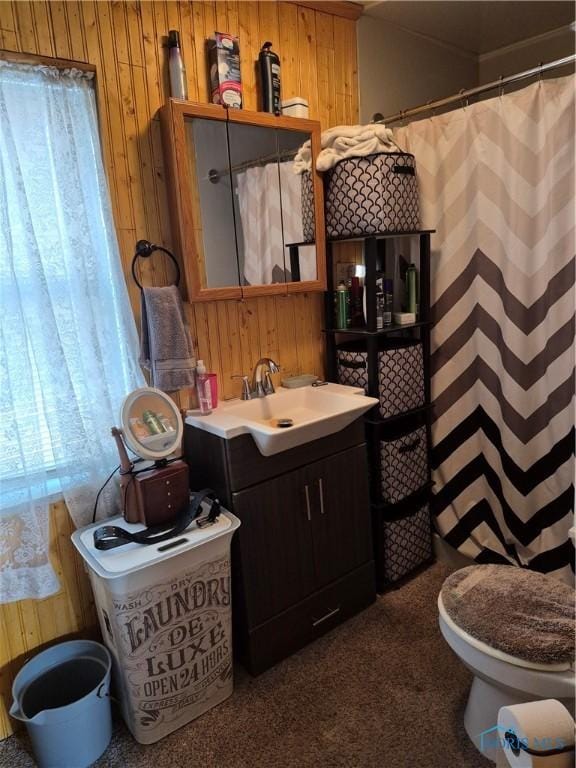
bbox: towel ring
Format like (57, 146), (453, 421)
(131, 240), (181, 291)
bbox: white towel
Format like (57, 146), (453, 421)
(293, 123), (400, 174)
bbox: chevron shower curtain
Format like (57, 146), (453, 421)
(395, 75), (575, 584)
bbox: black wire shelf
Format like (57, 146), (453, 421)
(328, 229), (435, 243)
(322, 320), (431, 336)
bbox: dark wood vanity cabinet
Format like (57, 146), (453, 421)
(184, 420), (376, 674)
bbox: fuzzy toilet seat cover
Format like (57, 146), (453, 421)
(441, 565), (575, 666)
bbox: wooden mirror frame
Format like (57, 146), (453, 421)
(160, 99), (326, 301)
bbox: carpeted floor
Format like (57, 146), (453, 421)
(1, 562), (491, 768)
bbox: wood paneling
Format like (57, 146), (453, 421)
(0, 502), (98, 739)
(0, 0), (358, 739)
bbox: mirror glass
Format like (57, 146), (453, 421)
(184, 116), (240, 289)
(227, 122), (286, 286)
(277, 128), (317, 283)
(121, 389), (182, 459)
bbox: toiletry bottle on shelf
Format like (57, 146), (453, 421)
(350, 276), (364, 327)
(335, 281), (349, 330)
(406, 264), (418, 315)
(383, 278), (393, 325)
(259, 42), (281, 114)
(196, 360), (213, 415)
(168, 30), (188, 100)
(375, 273), (385, 329)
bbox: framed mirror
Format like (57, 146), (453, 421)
(161, 100), (326, 301)
(121, 387), (183, 461)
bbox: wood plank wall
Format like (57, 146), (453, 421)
(0, 0), (359, 740)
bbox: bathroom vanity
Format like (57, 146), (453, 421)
(184, 413), (375, 674)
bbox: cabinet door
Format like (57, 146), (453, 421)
(307, 445), (372, 589)
(232, 465), (316, 627)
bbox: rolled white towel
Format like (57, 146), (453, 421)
(321, 123), (395, 149)
(293, 139), (311, 174)
(293, 122), (399, 174)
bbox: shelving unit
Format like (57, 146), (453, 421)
(324, 230), (436, 591)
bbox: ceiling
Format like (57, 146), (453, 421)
(360, 1), (575, 55)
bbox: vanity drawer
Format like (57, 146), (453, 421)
(243, 560), (375, 675)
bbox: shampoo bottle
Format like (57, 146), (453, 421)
(259, 42), (281, 114)
(168, 30), (188, 100)
(196, 360), (213, 415)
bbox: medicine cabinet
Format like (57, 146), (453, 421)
(160, 100), (326, 301)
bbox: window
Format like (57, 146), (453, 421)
(0, 60), (144, 602)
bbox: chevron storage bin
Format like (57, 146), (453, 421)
(322, 152), (420, 239)
(379, 426), (428, 503)
(382, 503), (432, 584)
(337, 339), (425, 418)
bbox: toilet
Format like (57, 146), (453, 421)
(438, 565), (575, 762)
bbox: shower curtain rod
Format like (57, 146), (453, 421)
(376, 53), (576, 125)
(208, 147), (297, 183)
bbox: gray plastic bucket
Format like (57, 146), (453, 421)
(10, 639), (112, 768)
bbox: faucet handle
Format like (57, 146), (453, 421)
(263, 371), (275, 395)
(231, 374), (252, 400)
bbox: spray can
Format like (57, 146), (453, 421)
(167, 30), (188, 100)
(406, 264), (418, 315)
(383, 278), (394, 325)
(335, 282), (349, 330)
(259, 42), (281, 114)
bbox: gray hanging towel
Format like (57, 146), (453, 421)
(139, 286), (196, 391)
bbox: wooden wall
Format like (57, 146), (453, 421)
(0, 0), (359, 740)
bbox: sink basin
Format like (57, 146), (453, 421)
(185, 383), (378, 456)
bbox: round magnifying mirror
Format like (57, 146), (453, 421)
(121, 387), (183, 461)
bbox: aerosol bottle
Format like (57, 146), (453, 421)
(259, 42), (281, 114)
(168, 30), (188, 100)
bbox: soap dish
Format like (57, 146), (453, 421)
(281, 374), (319, 389)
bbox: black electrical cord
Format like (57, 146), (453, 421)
(92, 465), (120, 524)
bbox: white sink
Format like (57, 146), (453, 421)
(186, 383), (378, 456)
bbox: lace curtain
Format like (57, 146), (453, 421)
(0, 62), (145, 602)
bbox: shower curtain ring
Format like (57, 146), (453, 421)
(538, 61), (544, 84)
(427, 99), (435, 117)
(498, 75), (505, 98)
(459, 89), (469, 110)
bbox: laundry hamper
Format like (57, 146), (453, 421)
(380, 502), (433, 584)
(72, 509), (240, 744)
(379, 425), (428, 504)
(337, 339), (425, 418)
(322, 152), (420, 239)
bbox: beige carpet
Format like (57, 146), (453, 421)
(1, 562), (491, 768)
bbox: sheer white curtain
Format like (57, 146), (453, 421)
(0, 62), (145, 602)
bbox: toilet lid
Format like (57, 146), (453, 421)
(440, 565), (575, 667)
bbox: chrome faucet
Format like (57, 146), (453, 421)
(231, 357), (280, 400)
(252, 357), (280, 397)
